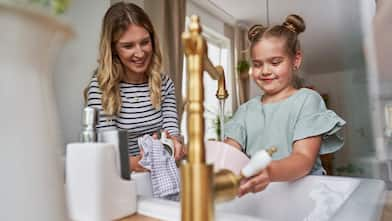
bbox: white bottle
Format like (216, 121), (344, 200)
(65, 107), (137, 221)
(241, 147), (277, 178)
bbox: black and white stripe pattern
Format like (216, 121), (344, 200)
(87, 74), (179, 156)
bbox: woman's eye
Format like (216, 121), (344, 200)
(141, 39), (150, 46)
(123, 44), (134, 49)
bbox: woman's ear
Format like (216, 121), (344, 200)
(293, 50), (302, 69)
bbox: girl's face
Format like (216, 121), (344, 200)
(115, 24), (153, 77)
(251, 37), (301, 95)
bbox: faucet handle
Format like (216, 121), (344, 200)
(241, 147), (277, 178)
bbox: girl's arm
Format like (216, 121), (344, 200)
(224, 137), (242, 151)
(238, 135), (321, 196)
(268, 135), (321, 181)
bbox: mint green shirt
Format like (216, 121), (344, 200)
(224, 88), (346, 174)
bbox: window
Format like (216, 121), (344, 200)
(181, 18), (233, 142)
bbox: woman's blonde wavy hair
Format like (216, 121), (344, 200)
(88, 2), (162, 116)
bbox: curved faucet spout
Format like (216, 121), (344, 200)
(203, 49), (229, 100)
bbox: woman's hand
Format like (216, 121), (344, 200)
(238, 167), (271, 197)
(161, 130), (185, 160)
(168, 133), (185, 160)
(129, 155), (149, 172)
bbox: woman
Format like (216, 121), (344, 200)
(85, 2), (184, 172)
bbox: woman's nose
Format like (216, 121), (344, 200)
(134, 45), (144, 57)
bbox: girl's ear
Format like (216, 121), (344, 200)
(293, 50), (303, 69)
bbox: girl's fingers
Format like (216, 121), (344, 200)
(252, 181), (269, 193)
(238, 169), (270, 196)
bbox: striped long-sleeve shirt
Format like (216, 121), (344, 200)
(86, 74), (179, 156)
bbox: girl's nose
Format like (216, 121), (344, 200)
(261, 65), (271, 76)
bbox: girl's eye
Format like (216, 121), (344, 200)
(253, 63), (262, 68)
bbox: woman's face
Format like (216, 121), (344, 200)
(115, 24), (153, 77)
(251, 37), (301, 95)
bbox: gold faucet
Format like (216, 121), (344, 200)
(179, 25), (228, 128)
(180, 15), (239, 221)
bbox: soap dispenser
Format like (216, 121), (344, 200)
(65, 107), (137, 221)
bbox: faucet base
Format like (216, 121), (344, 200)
(181, 163), (214, 221)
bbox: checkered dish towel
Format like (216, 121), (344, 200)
(138, 134), (180, 199)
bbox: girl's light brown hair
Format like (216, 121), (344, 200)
(86, 2), (163, 116)
(248, 14), (305, 55)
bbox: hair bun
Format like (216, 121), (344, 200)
(283, 14), (305, 34)
(248, 24), (265, 41)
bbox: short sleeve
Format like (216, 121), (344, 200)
(224, 105), (248, 150)
(293, 92), (346, 155)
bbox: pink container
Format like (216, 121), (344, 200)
(205, 141), (250, 175)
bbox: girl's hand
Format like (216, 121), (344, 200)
(224, 137), (242, 151)
(238, 168), (271, 197)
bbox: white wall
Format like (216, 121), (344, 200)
(54, 0), (110, 147)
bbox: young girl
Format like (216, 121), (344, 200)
(224, 14), (346, 196)
(85, 2), (184, 172)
